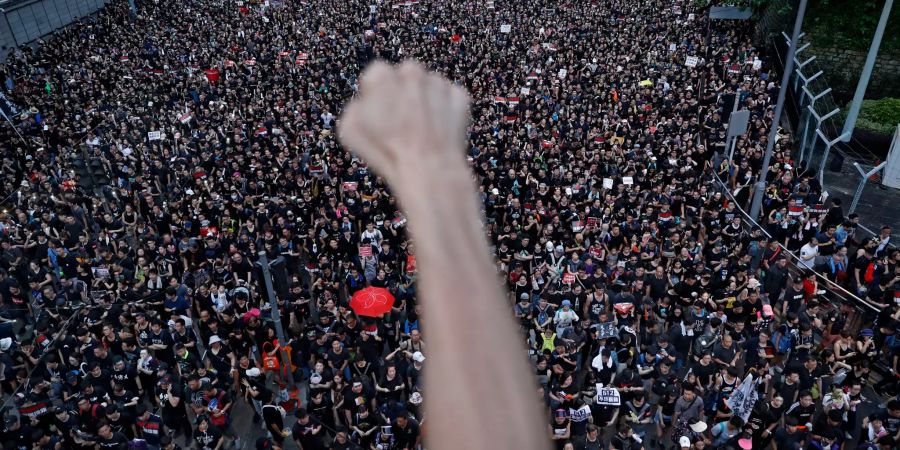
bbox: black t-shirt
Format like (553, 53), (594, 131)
(105, 412), (134, 438)
(261, 405), (284, 434)
(292, 417), (326, 450)
(392, 418), (421, 449)
(193, 427), (223, 450)
(156, 386), (186, 420)
(610, 433), (641, 450)
(97, 432), (128, 450)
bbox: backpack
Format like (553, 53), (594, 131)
(772, 327), (793, 354)
(864, 262), (876, 284)
(263, 404), (287, 418)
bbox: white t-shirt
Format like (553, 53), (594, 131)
(799, 243), (818, 268)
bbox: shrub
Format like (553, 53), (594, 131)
(844, 98), (900, 136)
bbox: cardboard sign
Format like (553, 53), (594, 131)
(342, 181), (358, 191)
(359, 246), (373, 257)
(685, 56), (699, 68)
(595, 387), (621, 406)
(602, 178), (614, 189)
(147, 131), (162, 141)
(562, 273), (576, 284)
(594, 321), (617, 339)
(622, 177), (634, 185)
(500, 24), (512, 33)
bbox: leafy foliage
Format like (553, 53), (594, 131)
(807, 0), (900, 57)
(844, 98), (900, 135)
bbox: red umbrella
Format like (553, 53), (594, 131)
(349, 287), (395, 317)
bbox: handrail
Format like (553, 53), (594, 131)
(707, 159), (880, 313)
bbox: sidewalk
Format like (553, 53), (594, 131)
(823, 161), (900, 241)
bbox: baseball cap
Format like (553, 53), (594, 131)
(208, 335), (223, 345)
(679, 436), (691, 447)
(413, 352), (426, 363)
(689, 418), (707, 433)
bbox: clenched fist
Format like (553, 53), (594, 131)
(338, 60), (471, 186)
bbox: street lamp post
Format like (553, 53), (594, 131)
(749, 0), (810, 220)
(841, 0), (894, 141)
(256, 251), (297, 390)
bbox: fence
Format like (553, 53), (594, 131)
(765, 15), (900, 243)
(709, 153), (878, 327)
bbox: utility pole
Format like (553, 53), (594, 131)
(749, 0), (809, 220)
(256, 251), (296, 389)
(841, 0), (893, 141)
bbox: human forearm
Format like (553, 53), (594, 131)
(399, 171), (546, 450)
(338, 61), (547, 450)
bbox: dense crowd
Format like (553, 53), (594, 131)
(0, 0), (899, 449)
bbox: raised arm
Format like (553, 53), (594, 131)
(338, 60), (547, 450)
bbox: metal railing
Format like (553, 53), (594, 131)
(708, 154), (879, 317)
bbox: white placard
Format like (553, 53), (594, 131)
(602, 178), (614, 189)
(669, 43), (676, 53)
(148, 131), (162, 141)
(623, 176), (634, 185)
(500, 24), (512, 33)
(595, 386), (621, 406)
(557, 68), (568, 79)
(688, 13), (695, 21)
(520, 87), (531, 95)
(752, 58), (762, 70)
(685, 56), (699, 68)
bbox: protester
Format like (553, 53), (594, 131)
(0, 0), (899, 449)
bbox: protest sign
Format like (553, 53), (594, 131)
(500, 24), (512, 33)
(685, 56), (699, 67)
(562, 273), (576, 284)
(622, 177), (634, 185)
(342, 181), (358, 191)
(602, 178), (614, 189)
(147, 131), (162, 141)
(727, 375), (758, 422)
(595, 387), (621, 406)
(594, 322), (617, 339)
(359, 246), (373, 257)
